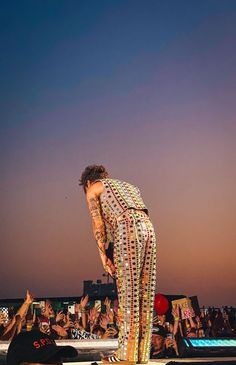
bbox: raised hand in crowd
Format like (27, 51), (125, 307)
(75, 295), (89, 329)
(107, 307), (115, 325)
(80, 294), (89, 309)
(0, 290), (34, 341)
(152, 315), (159, 326)
(16, 290), (34, 319)
(55, 310), (64, 323)
(63, 313), (74, 330)
(104, 297), (111, 313)
(103, 326), (118, 339)
(172, 304), (180, 322)
(88, 307), (100, 332)
(104, 297), (115, 325)
(152, 313), (167, 328)
(99, 313), (109, 330)
(73, 320), (84, 330)
(25, 290), (34, 304)
(51, 324), (68, 339)
(0, 314), (22, 341)
(43, 300), (54, 319)
(165, 336), (179, 356)
(32, 310), (36, 324)
(171, 304), (180, 336)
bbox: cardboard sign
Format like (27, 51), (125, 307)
(172, 297), (195, 319)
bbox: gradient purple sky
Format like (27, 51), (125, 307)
(1, 1), (236, 306)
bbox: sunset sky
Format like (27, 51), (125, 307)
(1, 0), (236, 306)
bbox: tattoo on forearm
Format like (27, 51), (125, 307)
(95, 230), (106, 244)
(87, 197), (106, 245)
(88, 198), (102, 218)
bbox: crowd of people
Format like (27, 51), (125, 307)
(0, 290), (235, 360)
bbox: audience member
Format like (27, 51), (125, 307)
(6, 329), (77, 365)
(150, 325), (179, 359)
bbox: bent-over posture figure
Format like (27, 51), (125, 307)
(80, 165), (156, 364)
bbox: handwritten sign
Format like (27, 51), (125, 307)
(172, 297), (195, 319)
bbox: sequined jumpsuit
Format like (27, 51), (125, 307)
(98, 179), (156, 363)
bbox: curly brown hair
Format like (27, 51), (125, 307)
(79, 164), (109, 191)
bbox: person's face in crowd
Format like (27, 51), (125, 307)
(151, 334), (165, 351)
(39, 322), (50, 335)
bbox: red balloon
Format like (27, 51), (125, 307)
(154, 293), (169, 315)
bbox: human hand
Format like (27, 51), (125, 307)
(152, 315), (159, 325)
(106, 258), (116, 277)
(101, 255), (116, 278)
(63, 313), (74, 329)
(165, 337), (174, 348)
(74, 321), (83, 330)
(107, 309), (114, 324)
(88, 307), (99, 324)
(32, 310), (36, 324)
(113, 299), (118, 315)
(51, 324), (68, 338)
(80, 295), (89, 309)
(165, 337), (178, 354)
(99, 314), (108, 330)
(104, 297), (111, 309)
(55, 311), (64, 323)
(172, 304), (180, 321)
(25, 290), (34, 305)
(42, 300), (54, 318)
(103, 326), (118, 339)
(157, 314), (166, 326)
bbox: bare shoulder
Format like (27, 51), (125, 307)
(86, 181), (104, 199)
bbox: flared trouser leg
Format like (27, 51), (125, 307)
(138, 219), (156, 363)
(114, 213), (156, 363)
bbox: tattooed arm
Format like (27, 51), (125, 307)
(87, 196), (106, 253)
(86, 182), (115, 277)
(86, 183), (108, 268)
(86, 182), (115, 278)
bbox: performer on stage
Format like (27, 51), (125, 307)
(79, 165), (156, 364)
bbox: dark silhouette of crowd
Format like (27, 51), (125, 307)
(0, 290), (235, 360)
